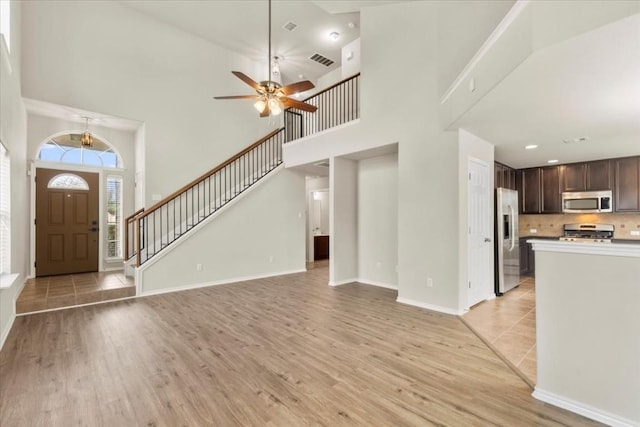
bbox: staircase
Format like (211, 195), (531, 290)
(125, 128), (285, 268)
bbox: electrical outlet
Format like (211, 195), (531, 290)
(631, 230), (640, 236)
(196, 263), (202, 271)
(530, 228), (537, 234)
(427, 278), (433, 288)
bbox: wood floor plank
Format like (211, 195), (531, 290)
(1, 264), (602, 426)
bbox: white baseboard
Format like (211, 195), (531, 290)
(328, 278), (358, 287)
(396, 297), (464, 316)
(0, 311), (15, 351)
(140, 268), (307, 297)
(357, 279), (398, 290)
(533, 388), (638, 427)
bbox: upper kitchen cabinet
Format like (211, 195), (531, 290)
(518, 168), (541, 214)
(561, 160), (613, 192)
(517, 166), (561, 214)
(495, 162), (516, 190)
(540, 166), (562, 213)
(615, 156), (640, 212)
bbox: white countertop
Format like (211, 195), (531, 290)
(528, 239), (640, 257)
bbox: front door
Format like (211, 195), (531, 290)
(36, 168), (99, 276)
(468, 159), (492, 307)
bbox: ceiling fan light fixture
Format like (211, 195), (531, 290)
(254, 98), (267, 113)
(268, 97), (282, 115)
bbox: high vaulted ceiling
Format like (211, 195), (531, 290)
(116, 1), (411, 85)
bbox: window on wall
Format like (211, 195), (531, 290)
(106, 175), (123, 258)
(0, 0), (10, 53)
(0, 142), (10, 274)
(38, 134), (120, 168)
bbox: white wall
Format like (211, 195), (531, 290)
(532, 244), (640, 426)
(457, 129), (495, 310)
(139, 168), (306, 294)
(330, 157), (358, 285)
(342, 38), (361, 79)
(20, 1), (272, 208)
(0, 0), (27, 349)
(358, 153), (398, 288)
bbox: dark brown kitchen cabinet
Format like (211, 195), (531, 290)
(561, 160), (613, 192)
(586, 160), (613, 190)
(518, 238), (535, 278)
(517, 166), (561, 214)
(518, 168), (541, 214)
(540, 166), (561, 213)
(495, 162), (516, 190)
(615, 156), (640, 212)
(561, 163), (586, 191)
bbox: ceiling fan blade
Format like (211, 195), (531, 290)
(213, 95), (258, 100)
(282, 98), (318, 113)
(260, 104), (270, 118)
(280, 80), (315, 96)
(231, 71), (261, 91)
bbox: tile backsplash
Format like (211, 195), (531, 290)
(520, 213), (640, 240)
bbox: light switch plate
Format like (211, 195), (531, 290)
(631, 230), (640, 236)
(529, 228), (537, 233)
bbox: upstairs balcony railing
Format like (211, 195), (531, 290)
(126, 129), (284, 266)
(284, 73), (360, 143)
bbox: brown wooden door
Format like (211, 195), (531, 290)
(519, 168), (541, 214)
(585, 160), (613, 191)
(561, 163), (586, 192)
(36, 168), (99, 276)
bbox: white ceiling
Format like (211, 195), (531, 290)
(115, 0), (408, 85)
(453, 13), (640, 169)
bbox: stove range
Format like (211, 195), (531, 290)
(559, 223), (614, 243)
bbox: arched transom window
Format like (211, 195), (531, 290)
(38, 134), (121, 168)
(47, 173), (89, 190)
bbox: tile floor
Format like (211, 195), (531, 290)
(16, 271), (135, 314)
(463, 276), (537, 383)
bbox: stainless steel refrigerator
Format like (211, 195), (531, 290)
(495, 188), (520, 295)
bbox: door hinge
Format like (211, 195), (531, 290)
(34, 262), (36, 268)
(469, 172), (471, 180)
(34, 219), (36, 225)
(469, 281), (471, 289)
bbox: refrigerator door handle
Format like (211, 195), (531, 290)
(508, 204), (516, 251)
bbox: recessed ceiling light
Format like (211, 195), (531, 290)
(329, 32), (340, 41)
(525, 144), (538, 150)
(547, 159), (559, 164)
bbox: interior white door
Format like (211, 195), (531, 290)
(468, 159), (492, 307)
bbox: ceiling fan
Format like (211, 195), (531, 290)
(214, 0), (318, 117)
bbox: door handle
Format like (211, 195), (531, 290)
(89, 227), (99, 232)
(484, 238), (492, 243)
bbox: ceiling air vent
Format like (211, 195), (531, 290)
(309, 53), (335, 67)
(283, 21), (298, 32)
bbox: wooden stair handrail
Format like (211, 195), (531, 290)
(139, 128), (284, 218)
(125, 208), (145, 224)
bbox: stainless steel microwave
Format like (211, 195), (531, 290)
(562, 190), (613, 213)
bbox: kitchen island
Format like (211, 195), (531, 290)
(528, 239), (640, 427)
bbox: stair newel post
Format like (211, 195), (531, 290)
(135, 215), (142, 267)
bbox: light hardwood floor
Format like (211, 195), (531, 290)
(1, 264), (600, 426)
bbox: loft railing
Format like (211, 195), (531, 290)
(130, 128), (284, 266)
(284, 73), (360, 143)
